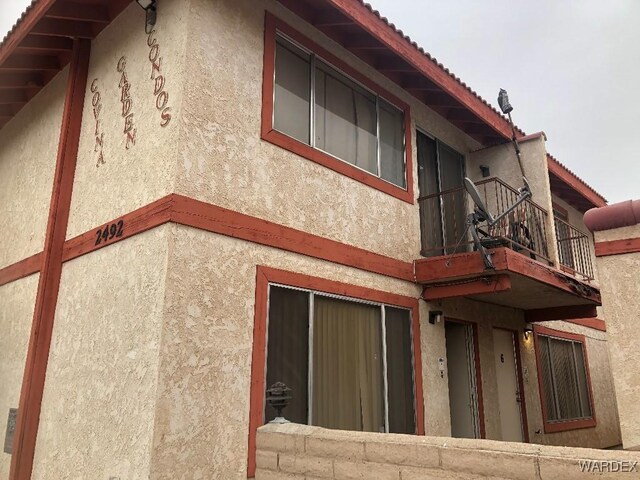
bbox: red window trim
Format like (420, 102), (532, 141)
(261, 12), (415, 204)
(532, 324), (597, 433)
(247, 265), (424, 477)
(444, 317), (486, 439)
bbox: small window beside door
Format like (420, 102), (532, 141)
(261, 15), (413, 203)
(534, 326), (596, 432)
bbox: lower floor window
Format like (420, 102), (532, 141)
(265, 284), (416, 434)
(538, 334), (593, 422)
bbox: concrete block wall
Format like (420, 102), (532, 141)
(256, 423), (640, 480)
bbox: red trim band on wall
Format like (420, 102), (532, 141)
(261, 13), (415, 204)
(532, 324), (597, 434)
(10, 38), (91, 480)
(0, 253), (42, 287)
(594, 237), (640, 257)
(246, 265), (424, 477)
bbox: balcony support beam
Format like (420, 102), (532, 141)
(525, 305), (598, 322)
(422, 274), (511, 301)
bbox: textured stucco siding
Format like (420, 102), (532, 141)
(148, 223), (421, 479)
(176, 0), (481, 263)
(31, 227), (169, 479)
(66, 1), (188, 240)
(0, 69), (67, 269)
(594, 223), (640, 449)
(0, 274), (39, 478)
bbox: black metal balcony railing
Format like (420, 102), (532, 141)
(554, 216), (595, 281)
(418, 177), (551, 264)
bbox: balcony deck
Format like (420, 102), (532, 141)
(414, 247), (601, 321)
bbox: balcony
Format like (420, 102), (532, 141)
(415, 177), (601, 320)
(554, 216), (595, 281)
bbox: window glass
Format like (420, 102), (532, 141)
(538, 334), (592, 422)
(264, 285), (416, 434)
(266, 286), (309, 424)
(274, 40), (310, 144)
(385, 306), (415, 434)
(273, 35), (405, 188)
(312, 295), (384, 432)
(315, 65), (377, 174)
(379, 100), (406, 187)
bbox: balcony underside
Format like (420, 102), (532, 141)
(415, 247), (601, 320)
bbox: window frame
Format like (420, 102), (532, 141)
(261, 13), (415, 204)
(247, 265), (424, 477)
(533, 324), (597, 433)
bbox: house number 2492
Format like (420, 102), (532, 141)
(95, 220), (124, 245)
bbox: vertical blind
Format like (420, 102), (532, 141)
(273, 35), (406, 188)
(265, 285), (416, 434)
(538, 335), (592, 422)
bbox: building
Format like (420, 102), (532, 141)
(0, 0), (624, 478)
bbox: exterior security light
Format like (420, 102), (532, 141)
(524, 322), (534, 340)
(498, 88), (513, 114)
(428, 310), (443, 325)
(136, 0), (157, 33)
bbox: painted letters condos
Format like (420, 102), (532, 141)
(0, 0), (620, 479)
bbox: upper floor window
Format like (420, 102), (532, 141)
(262, 14), (414, 203)
(535, 327), (595, 432)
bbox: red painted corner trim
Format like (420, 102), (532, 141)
(261, 13), (415, 205)
(445, 318), (486, 439)
(594, 237), (640, 257)
(567, 318), (606, 332)
(10, 38), (91, 480)
(0, 252), (42, 287)
(247, 266), (424, 477)
(532, 324), (597, 434)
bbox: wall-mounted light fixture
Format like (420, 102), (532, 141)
(480, 165), (491, 178)
(429, 310), (443, 325)
(136, 0), (157, 34)
(524, 322), (534, 340)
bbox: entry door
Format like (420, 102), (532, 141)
(493, 329), (524, 442)
(445, 321), (480, 438)
(417, 131), (467, 256)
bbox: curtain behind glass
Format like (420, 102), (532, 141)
(385, 307), (415, 434)
(538, 337), (558, 420)
(417, 133), (443, 256)
(266, 286), (309, 424)
(312, 296), (384, 432)
(274, 40), (311, 144)
(573, 343), (592, 417)
(379, 100), (405, 187)
(550, 338), (581, 420)
(315, 65), (377, 174)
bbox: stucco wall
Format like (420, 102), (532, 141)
(436, 301), (620, 448)
(148, 223), (422, 478)
(594, 223), (640, 449)
(0, 69), (67, 269)
(0, 273), (39, 478)
(256, 423), (639, 480)
(31, 227), (170, 479)
(176, 0), (482, 263)
(66, 1), (188, 240)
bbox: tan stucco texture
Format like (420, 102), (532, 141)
(0, 69), (67, 269)
(31, 227), (169, 479)
(148, 223), (421, 478)
(595, 223), (640, 449)
(0, 274), (39, 478)
(66, 1), (188, 239)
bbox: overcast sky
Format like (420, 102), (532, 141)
(2, 1), (638, 203)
